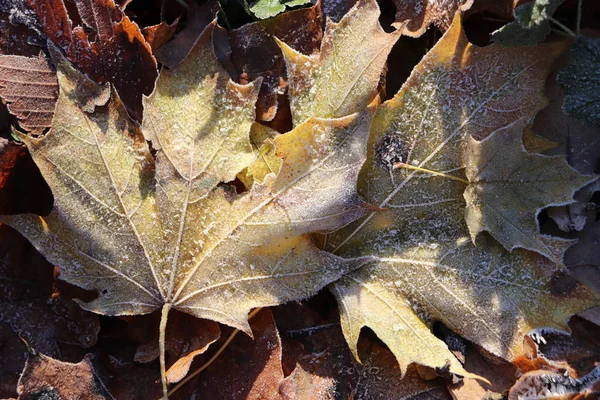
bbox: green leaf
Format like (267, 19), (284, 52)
(249, 0), (311, 19)
(491, 0), (566, 46)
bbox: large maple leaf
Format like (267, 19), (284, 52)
(317, 15), (599, 375)
(0, 22), (370, 393)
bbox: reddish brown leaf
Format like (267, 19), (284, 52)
(131, 310), (221, 384)
(197, 309), (284, 399)
(230, 3), (322, 122)
(322, 0), (358, 22)
(393, 0), (474, 37)
(154, 0), (220, 68)
(0, 139), (25, 193)
(448, 347), (517, 400)
(508, 366), (600, 400)
(24, 0), (157, 121)
(17, 350), (109, 399)
(142, 18), (179, 51)
(0, 54), (58, 134)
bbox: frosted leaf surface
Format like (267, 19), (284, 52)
(558, 36), (600, 128)
(491, 0), (565, 47)
(277, 0), (401, 125)
(0, 23), (371, 334)
(326, 15), (599, 373)
(464, 121), (596, 264)
(392, 0), (474, 37)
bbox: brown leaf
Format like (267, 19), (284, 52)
(142, 19), (179, 51)
(230, 3), (322, 122)
(508, 365), (600, 400)
(24, 0), (157, 121)
(197, 309), (284, 399)
(448, 347), (517, 400)
(0, 323), (26, 398)
(131, 310), (221, 384)
(17, 350), (110, 400)
(393, 0), (474, 37)
(154, 0), (220, 68)
(0, 11), (41, 57)
(0, 139), (25, 195)
(275, 297), (450, 399)
(0, 54), (58, 134)
(0, 224), (99, 358)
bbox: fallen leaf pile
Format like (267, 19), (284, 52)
(1, 0), (600, 398)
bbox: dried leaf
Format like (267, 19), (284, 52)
(275, 297), (450, 400)
(0, 54), (58, 134)
(0, 19), (369, 336)
(142, 19), (179, 51)
(23, 0), (157, 121)
(16, 350), (110, 400)
(325, 14), (598, 376)
(392, 0), (474, 37)
(464, 121), (595, 264)
(154, 0), (220, 69)
(278, 0), (401, 125)
(508, 365), (600, 400)
(565, 220), (600, 268)
(0, 139), (25, 194)
(492, 0), (566, 47)
(195, 309), (284, 399)
(230, 3), (322, 122)
(558, 36), (600, 128)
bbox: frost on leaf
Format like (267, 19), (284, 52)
(491, 0), (565, 47)
(464, 121), (596, 265)
(325, 14), (599, 375)
(558, 36), (600, 129)
(277, 0), (401, 126)
(392, 0), (474, 37)
(0, 23), (370, 334)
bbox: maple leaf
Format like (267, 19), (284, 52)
(392, 0), (474, 37)
(0, 21), (370, 393)
(464, 119), (595, 264)
(277, 0), (401, 125)
(322, 15), (599, 376)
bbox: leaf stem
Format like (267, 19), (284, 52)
(549, 17), (576, 37)
(393, 162), (468, 184)
(159, 303), (172, 399)
(166, 308), (262, 398)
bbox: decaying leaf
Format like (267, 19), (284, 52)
(492, 0), (566, 46)
(154, 0), (221, 69)
(464, 120), (595, 264)
(194, 309), (284, 399)
(16, 349), (110, 400)
(230, 3), (322, 122)
(278, 0), (401, 125)
(565, 220), (600, 268)
(392, 0), (474, 37)
(0, 18), (369, 338)
(508, 364), (600, 400)
(323, 14), (598, 376)
(0, 54), (58, 134)
(0, 139), (25, 195)
(558, 36), (600, 129)
(22, 0), (157, 121)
